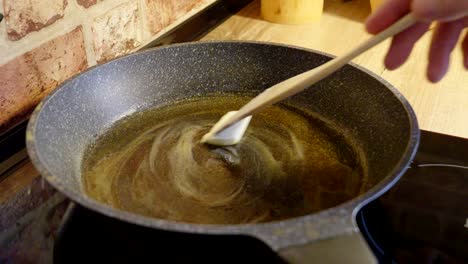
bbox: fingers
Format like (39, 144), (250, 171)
(365, 0), (411, 34)
(365, 0), (468, 81)
(412, 0), (468, 22)
(427, 19), (466, 82)
(463, 31), (468, 69)
(366, 0), (468, 33)
(384, 22), (431, 69)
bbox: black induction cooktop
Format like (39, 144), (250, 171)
(359, 131), (468, 264)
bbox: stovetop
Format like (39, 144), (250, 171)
(358, 131), (468, 264)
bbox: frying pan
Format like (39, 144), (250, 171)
(26, 41), (419, 263)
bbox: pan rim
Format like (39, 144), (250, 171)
(26, 40), (420, 250)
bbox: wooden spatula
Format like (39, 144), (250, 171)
(201, 13), (417, 146)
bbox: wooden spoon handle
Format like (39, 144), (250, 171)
(212, 13), (418, 134)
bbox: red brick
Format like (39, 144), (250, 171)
(144, 0), (204, 35)
(173, 0), (203, 18)
(92, 0), (141, 63)
(4, 0), (68, 40)
(0, 26), (88, 132)
(145, 0), (176, 35)
(76, 0), (97, 8)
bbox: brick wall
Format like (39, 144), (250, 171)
(0, 0), (215, 133)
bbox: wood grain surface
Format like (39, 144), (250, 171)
(0, 162), (39, 203)
(201, 0), (468, 139)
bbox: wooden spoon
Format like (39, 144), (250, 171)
(201, 13), (417, 146)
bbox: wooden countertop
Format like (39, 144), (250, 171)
(201, 0), (468, 139)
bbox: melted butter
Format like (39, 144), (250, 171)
(82, 95), (367, 224)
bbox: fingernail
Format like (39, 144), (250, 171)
(427, 70), (443, 83)
(384, 57), (399, 71)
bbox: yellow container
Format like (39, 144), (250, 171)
(261, 0), (324, 25)
(370, 0), (384, 11)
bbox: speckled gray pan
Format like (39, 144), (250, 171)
(27, 41), (419, 263)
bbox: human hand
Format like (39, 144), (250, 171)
(365, 0), (468, 82)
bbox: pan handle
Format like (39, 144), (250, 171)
(278, 231), (377, 264)
(268, 207), (378, 264)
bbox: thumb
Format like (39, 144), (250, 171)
(412, 0), (468, 22)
